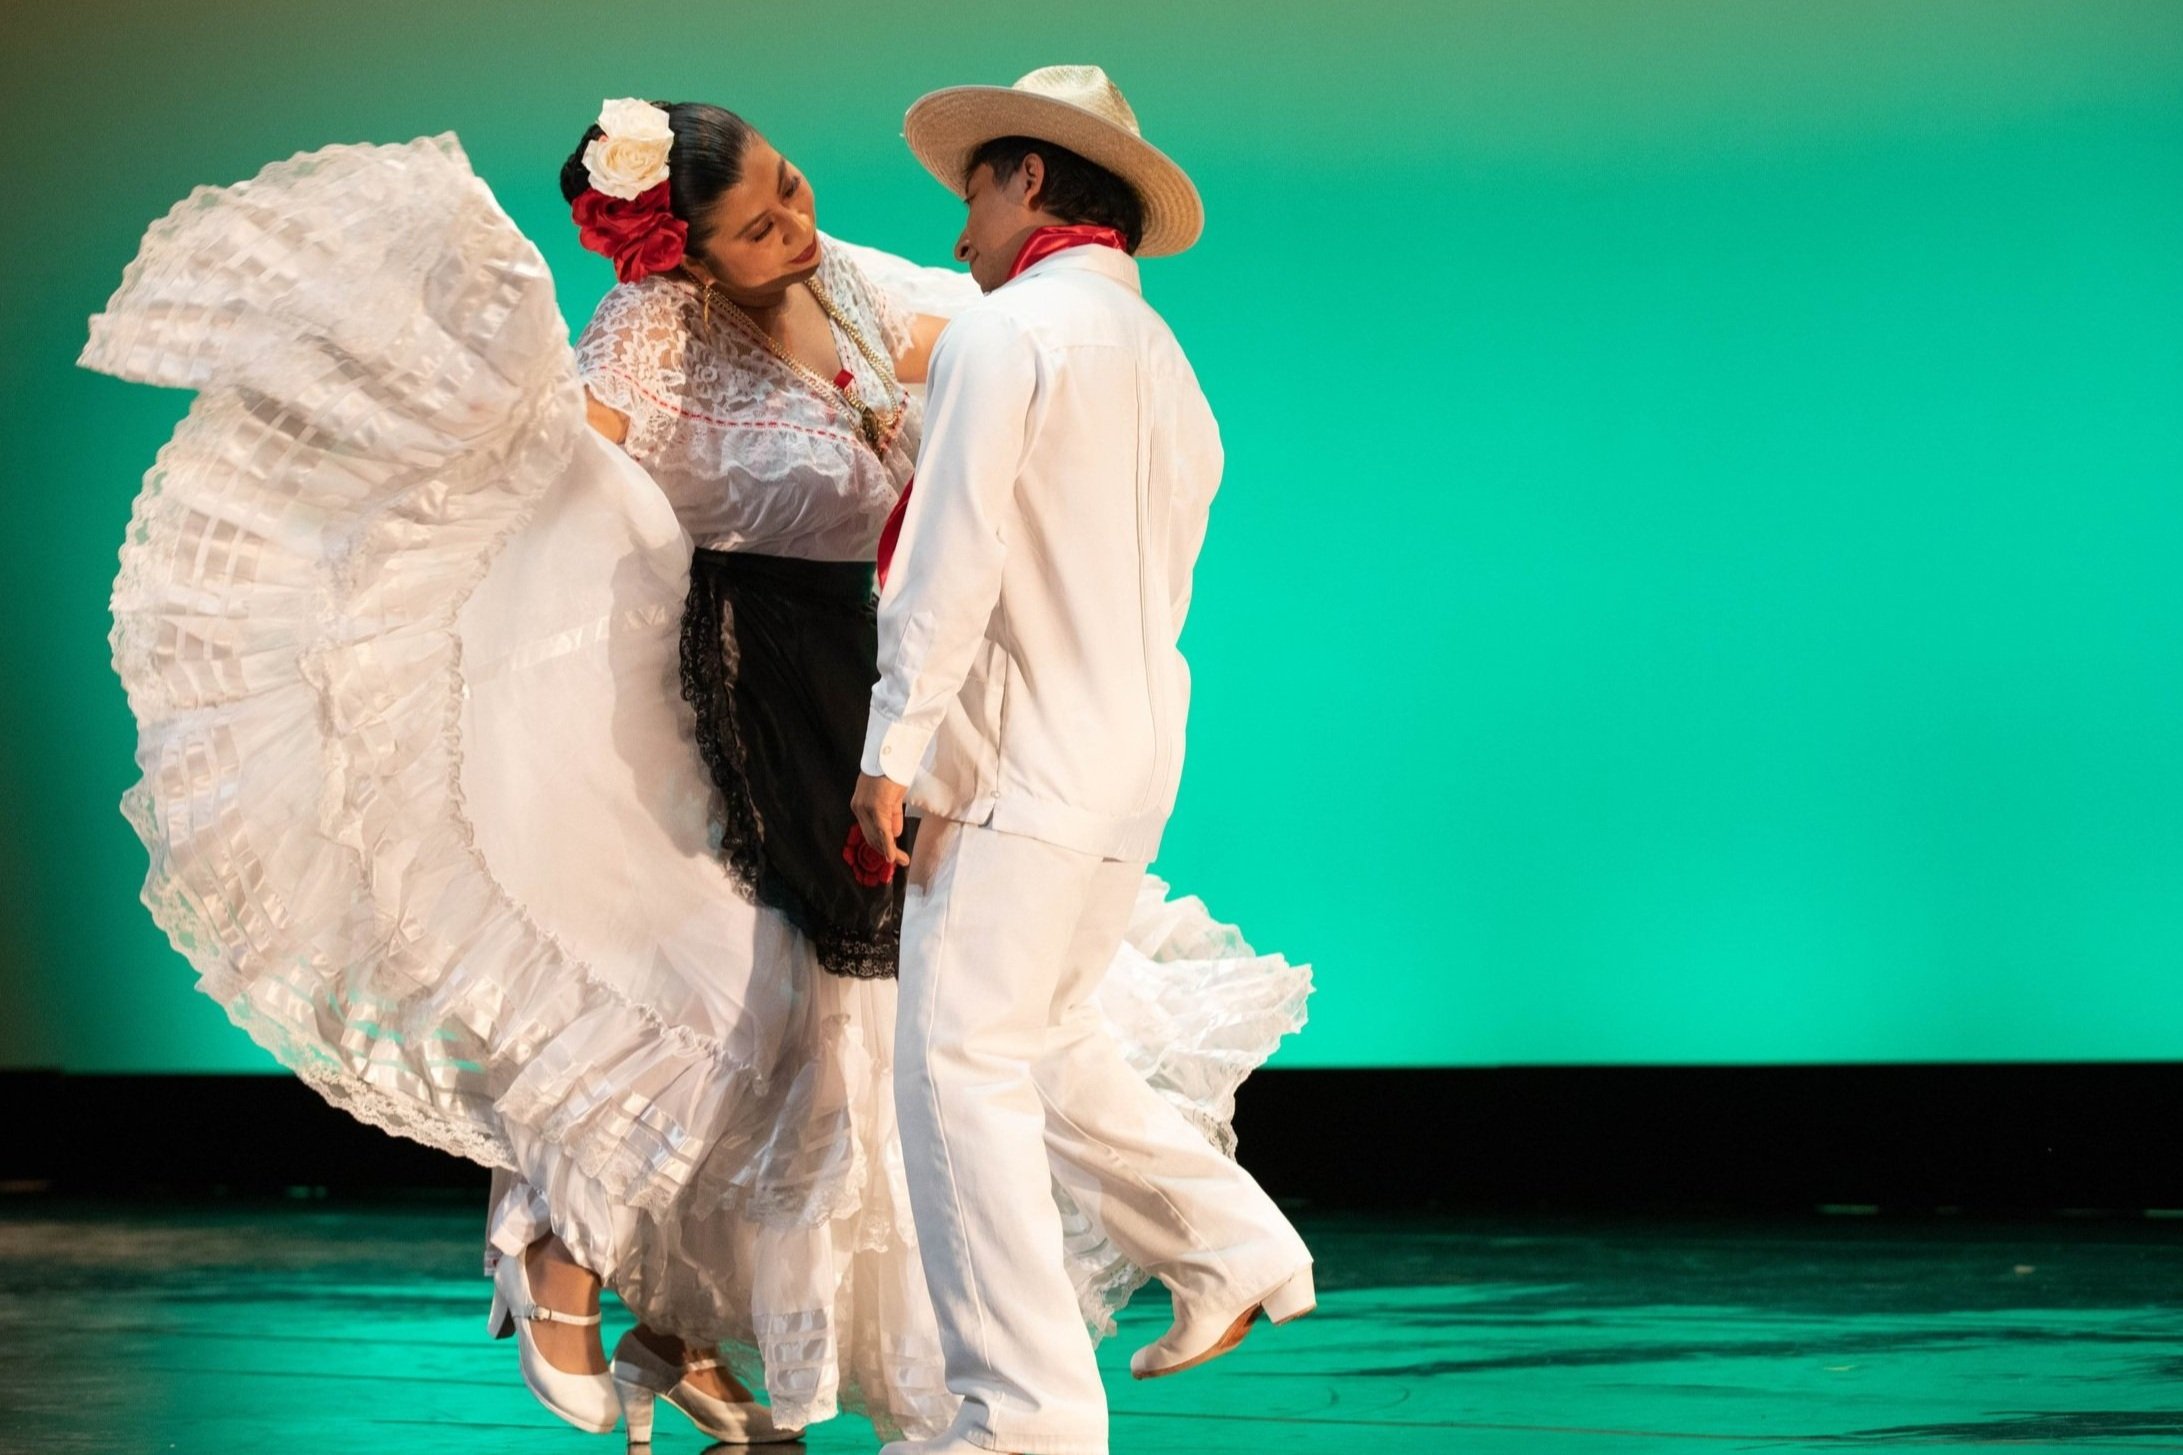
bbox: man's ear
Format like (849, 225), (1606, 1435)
(1017, 152), (1047, 213)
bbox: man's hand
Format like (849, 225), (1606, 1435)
(851, 773), (913, 869)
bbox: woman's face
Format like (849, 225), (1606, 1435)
(689, 135), (822, 298)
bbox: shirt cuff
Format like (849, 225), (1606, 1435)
(861, 709), (934, 788)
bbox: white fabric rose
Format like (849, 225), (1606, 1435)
(583, 98), (674, 199)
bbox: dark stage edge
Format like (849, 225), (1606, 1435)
(1, 1199), (2179, 1454)
(5, 1064), (2181, 1213)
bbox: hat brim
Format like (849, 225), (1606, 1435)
(903, 85), (1204, 258)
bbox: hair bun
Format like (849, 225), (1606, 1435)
(559, 123), (607, 205)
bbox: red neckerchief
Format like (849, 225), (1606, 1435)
(873, 225), (1131, 589)
(1002, 223), (1129, 282)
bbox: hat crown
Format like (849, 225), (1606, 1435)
(1012, 64), (1142, 139)
(901, 63), (1202, 256)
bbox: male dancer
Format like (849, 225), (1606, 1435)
(851, 65), (1313, 1455)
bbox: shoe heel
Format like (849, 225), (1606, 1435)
(1261, 1266), (1316, 1324)
(487, 1287), (514, 1339)
(615, 1378), (655, 1448)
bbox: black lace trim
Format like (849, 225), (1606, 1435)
(678, 557), (770, 903)
(677, 552), (904, 980)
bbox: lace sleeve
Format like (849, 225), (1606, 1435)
(573, 281), (690, 462)
(824, 236), (983, 357)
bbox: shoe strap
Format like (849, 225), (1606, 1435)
(682, 1357), (722, 1373)
(522, 1303), (603, 1327)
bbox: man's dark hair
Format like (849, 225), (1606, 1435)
(966, 136), (1146, 253)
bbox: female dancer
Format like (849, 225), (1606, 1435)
(84, 97), (1309, 1445)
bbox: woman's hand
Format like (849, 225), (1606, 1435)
(850, 773), (913, 870)
(894, 314), (949, 386)
(584, 389), (630, 443)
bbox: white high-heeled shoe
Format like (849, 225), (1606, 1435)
(488, 1247), (620, 1433)
(609, 1329), (800, 1447)
(878, 1436), (1017, 1455)
(1129, 1263), (1317, 1379)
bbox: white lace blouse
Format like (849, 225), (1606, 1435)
(575, 233), (975, 561)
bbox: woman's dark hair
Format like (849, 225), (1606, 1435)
(966, 136), (1146, 253)
(560, 102), (755, 252)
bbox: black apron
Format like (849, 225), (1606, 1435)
(678, 548), (914, 979)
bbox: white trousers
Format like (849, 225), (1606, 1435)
(895, 817), (1309, 1455)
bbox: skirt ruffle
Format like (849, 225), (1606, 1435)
(85, 135), (1312, 1441)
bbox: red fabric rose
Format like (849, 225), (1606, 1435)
(571, 182), (689, 284)
(842, 823), (897, 887)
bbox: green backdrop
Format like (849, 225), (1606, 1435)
(2, 1), (2177, 1072)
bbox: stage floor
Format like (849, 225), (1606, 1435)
(0, 1199), (2176, 1453)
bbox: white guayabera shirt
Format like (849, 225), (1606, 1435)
(863, 244), (1224, 864)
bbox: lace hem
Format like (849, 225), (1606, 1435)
(677, 543), (772, 906)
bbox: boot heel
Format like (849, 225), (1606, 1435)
(1261, 1266), (1316, 1324)
(487, 1287), (514, 1339)
(615, 1379), (656, 1447)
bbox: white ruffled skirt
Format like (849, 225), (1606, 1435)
(83, 135), (1310, 1440)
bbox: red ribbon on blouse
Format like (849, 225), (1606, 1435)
(873, 225), (1130, 589)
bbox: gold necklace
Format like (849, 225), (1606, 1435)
(689, 268), (905, 454)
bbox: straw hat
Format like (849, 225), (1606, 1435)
(903, 64), (1204, 258)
